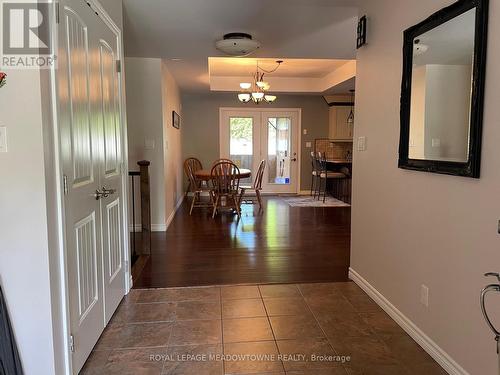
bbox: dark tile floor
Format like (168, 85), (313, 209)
(81, 282), (447, 375)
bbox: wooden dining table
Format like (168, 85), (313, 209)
(194, 168), (252, 181)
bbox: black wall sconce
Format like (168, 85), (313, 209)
(357, 15), (367, 49)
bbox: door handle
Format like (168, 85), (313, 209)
(102, 187), (116, 195)
(481, 273), (500, 352)
(94, 187), (116, 200)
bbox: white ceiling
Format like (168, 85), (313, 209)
(414, 8), (475, 66)
(123, 0), (359, 93)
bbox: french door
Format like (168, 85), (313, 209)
(220, 108), (300, 194)
(58, 0), (126, 373)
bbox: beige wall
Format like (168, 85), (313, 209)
(0, 69), (56, 375)
(125, 58), (184, 230)
(181, 93), (329, 191)
(352, 0), (500, 374)
(161, 61), (184, 224)
(125, 57), (166, 228)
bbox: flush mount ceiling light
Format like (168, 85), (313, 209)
(215, 33), (261, 57)
(238, 60), (282, 104)
(413, 39), (429, 55)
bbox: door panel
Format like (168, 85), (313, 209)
(99, 40), (120, 176)
(75, 213), (98, 320)
(105, 198), (122, 282)
(220, 110), (261, 185)
(98, 22), (125, 324)
(261, 112), (299, 193)
(59, 1), (126, 373)
(60, 2), (105, 373)
(66, 9), (94, 186)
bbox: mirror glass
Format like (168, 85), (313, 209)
(408, 8), (475, 162)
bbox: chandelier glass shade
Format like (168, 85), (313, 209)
(237, 60), (282, 104)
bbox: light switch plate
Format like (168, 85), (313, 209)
(305, 142), (312, 148)
(420, 284), (429, 307)
(0, 127), (7, 153)
(303, 129), (308, 135)
(144, 138), (155, 150)
(357, 136), (366, 152)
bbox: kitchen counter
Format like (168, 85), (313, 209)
(326, 159), (352, 164)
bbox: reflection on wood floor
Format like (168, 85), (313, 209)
(133, 197), (351, 288)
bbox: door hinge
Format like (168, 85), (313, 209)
(55, 3), (60, 24)
(69, 334), (75, 353)
(116, 60), (121, 73)
(63, 175), (69, 195)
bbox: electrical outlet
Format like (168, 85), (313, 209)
(303, 129), (308, 135)
(420, 285), (429, 308)
(144, 138), (155, 150)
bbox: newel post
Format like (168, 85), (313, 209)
(138, 160), (151, 255)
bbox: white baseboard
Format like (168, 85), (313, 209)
(128, 224), (166, 232)
(166, 196), (184, 229)
(128, 197), (184, 233)
(298, 190), (313, 195)
(349, 268), (468, 375)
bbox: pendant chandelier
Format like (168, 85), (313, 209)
(347, 89), (355, 124)
(238, 60), (282, 104)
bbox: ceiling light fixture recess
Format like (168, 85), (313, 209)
(215, 33), (261, 56)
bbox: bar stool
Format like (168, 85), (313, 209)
(317, 152), (346, 203)
(310, 151), (321, 198)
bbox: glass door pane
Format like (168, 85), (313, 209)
(267, 117), (292, 185)
(229, 117), (253, 184)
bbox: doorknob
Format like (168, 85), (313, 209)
(102, 187), (116, 195)
(480, 272), (500, 353)
(94, 187), (116, 200)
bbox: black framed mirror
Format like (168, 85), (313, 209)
(399, 0), (489, 178)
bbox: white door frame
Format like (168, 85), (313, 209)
(46, 1), (130, 373)
(219, 107), (302, 194)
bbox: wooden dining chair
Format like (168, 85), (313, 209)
(186, 162), (213, 215)
(210, 161), (241, 219)
(317, 152), (347, 203)
(212, 158), (233, 166)
(239, 160), (266, 212)
(183, 157), (203, 195)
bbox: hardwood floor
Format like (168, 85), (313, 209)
(133, 196), (351, 288)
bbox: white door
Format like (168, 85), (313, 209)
(58, 1), (126, 372)
(261, 111), (300, 194)
(219, 109), (261, 186)
(98, 22), (126, 325)
(220, 108), (300, 194)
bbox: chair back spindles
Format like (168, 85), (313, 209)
(184, 157), (203, 194)
(253, 160), (266, 190)
(211, 161), (241, 195)
(186, 163), (200, 193)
